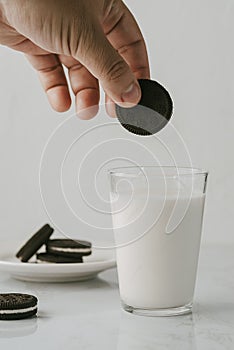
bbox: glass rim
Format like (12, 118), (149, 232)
(108, 166), (208, 178)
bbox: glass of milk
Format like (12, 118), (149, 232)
(109, 166), (208, 316)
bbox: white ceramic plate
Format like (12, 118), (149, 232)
(0, 242), (116, 283)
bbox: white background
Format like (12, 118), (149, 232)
(0, 0), (233, 245)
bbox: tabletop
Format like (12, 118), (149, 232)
(0, 244), (233, 350)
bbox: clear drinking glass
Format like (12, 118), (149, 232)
(109, 166), (208, 316)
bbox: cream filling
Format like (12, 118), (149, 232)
(51, 247), (91, 253)
(0, 305), (37, 315)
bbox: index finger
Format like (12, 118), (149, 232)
(102, 1), (150, 117)
(102, 1), (150, 80)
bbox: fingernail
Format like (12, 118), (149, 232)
(121, 82), (141, 103)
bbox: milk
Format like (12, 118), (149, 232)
(111, 192), (205, 309)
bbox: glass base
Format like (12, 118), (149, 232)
(122, 301), (193, 317)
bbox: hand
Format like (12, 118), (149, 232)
(0, 0), (150, 118)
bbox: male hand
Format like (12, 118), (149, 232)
(0, 0), (149, 118)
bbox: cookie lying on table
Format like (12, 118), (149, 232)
(0, 293), (38, 320)
(16, 224), (92, 264)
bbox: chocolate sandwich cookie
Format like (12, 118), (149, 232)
(46, 239), (92, 258)
(0, 294), (38, 320)
(36, 252), (83, 264)
(116, 79), (173, 136)
(16, 224), (54, 262)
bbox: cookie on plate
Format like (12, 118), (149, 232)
(36, 252), (83, 264)
(46, 239), (92, 258)
(16, 224), (54, 262)
(0, 294), (38, 320)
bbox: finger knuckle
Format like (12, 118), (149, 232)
(105, 59), (128, 82)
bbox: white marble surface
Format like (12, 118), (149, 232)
(0, 244), (233, 350)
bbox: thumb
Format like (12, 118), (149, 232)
(75, 26), (141, 107)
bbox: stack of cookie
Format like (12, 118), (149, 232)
(16, 224), (92, 264)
